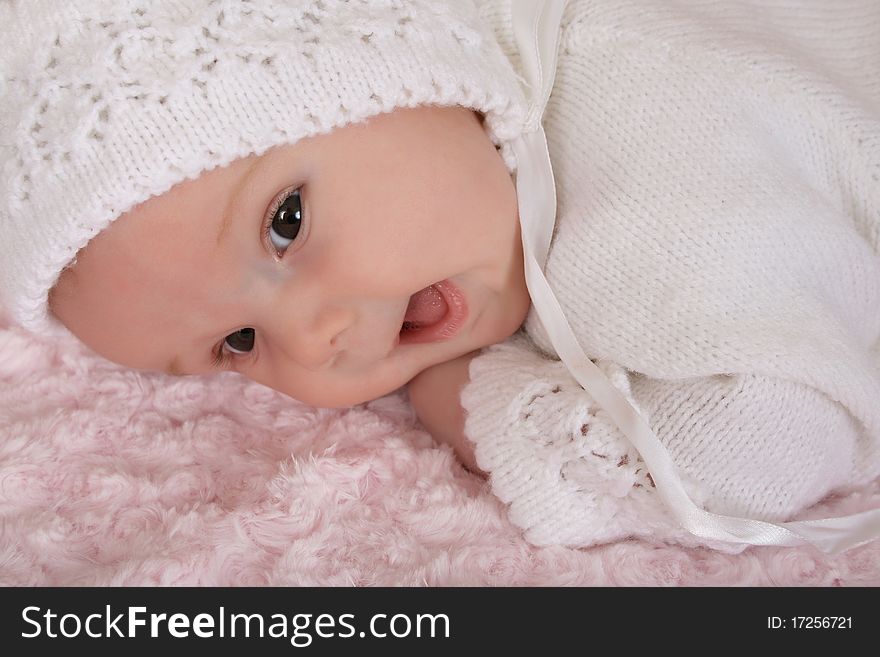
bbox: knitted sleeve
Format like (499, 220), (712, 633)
(460, 331), (863, 550)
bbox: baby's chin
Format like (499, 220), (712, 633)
(475, 287), (532, 351)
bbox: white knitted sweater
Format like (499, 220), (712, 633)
(462, 0), (880, 550)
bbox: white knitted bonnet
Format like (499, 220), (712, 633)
(0, 0), (528, 335)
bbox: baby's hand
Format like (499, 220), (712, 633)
(406, 350), (485, 476)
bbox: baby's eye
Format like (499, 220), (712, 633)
(265, 187), (303, 254)
(223, 327), (255, 354)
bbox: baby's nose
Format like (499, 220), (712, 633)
(287, 305), (352, 371)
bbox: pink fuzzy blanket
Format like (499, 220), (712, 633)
(1, 314), (878, 586)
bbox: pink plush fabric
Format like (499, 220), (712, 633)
(1, 313), (878, 586)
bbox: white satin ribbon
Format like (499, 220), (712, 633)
(509, 0), (880, 553)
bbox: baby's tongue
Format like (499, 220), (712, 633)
(403, 285), (448, 328)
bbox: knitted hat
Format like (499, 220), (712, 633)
(0, 0), (528, 335)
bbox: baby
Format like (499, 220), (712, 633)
(3, 0), (879, 551)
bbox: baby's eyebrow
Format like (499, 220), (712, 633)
(214, 156), (262, 251)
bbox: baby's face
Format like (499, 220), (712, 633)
(50, 105), (531, 407)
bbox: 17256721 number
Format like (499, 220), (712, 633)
(767, 617), (852, 629)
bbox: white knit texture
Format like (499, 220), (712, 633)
(0, 0), (528, 334)
(463, 0), (880, 549)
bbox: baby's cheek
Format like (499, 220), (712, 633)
(249, 366), (393, 409)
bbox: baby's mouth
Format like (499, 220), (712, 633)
(400, 284), (448, 333)
(398, 281), (468, 344)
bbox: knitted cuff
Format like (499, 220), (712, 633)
(461, 331), (663, 546)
